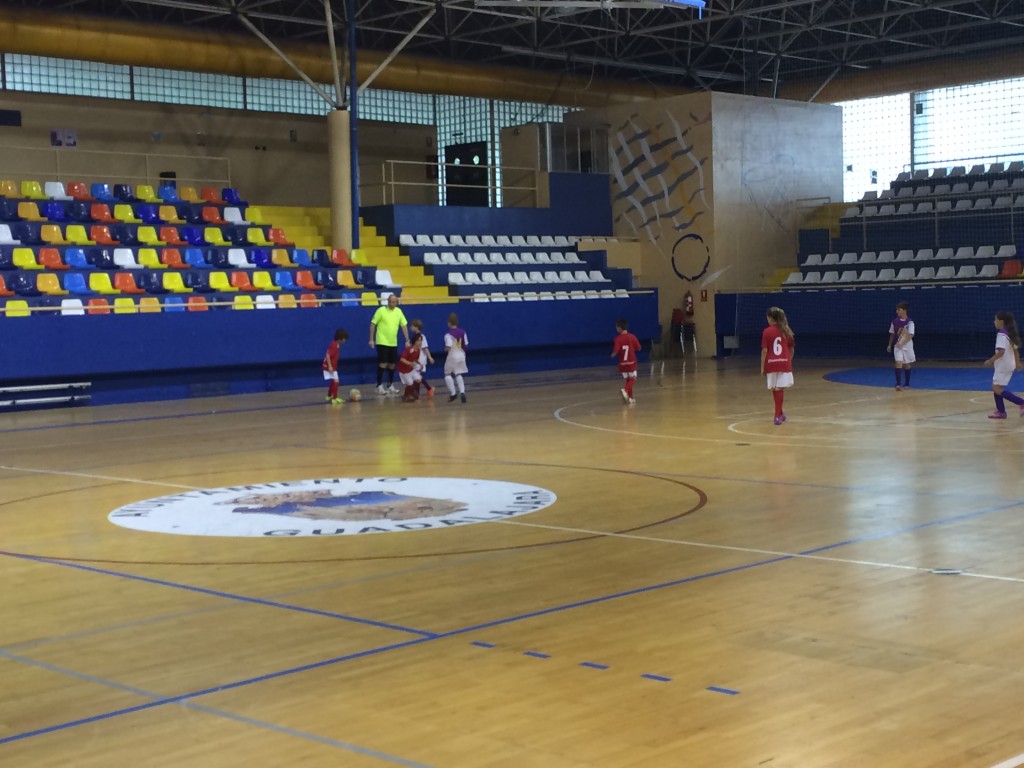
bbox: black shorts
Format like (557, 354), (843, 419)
(377, 345), (398, 366)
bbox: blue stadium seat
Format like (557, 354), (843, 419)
(91, 183), (116, 202)
(88, 247), (116, 269)
(222, 188), (246, 206)
(180, 227), (206, 246)
(9, 272), (40, 296)
(67, 201), (93, 223)
(273, 270), (299, 291)
(176, 205), (203, 225)
(64, 247), (92, 270)
(291, 248), (313, 267)
(113, 184), (140, 203)
(42, 201), (68, 222)
(164, 295), (187, 311)
(158, 185), (180, 203)
(64, 273), (97, 296)
(11, 223), (42, 244)
(0, 199), (21, 222)
(135, 204), (160, 225)
(183, 247), (211, 269)
(250, 248), (272, 269)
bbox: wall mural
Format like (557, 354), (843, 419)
(610, 109), (713, 283)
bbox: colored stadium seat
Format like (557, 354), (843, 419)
(177, 186), (200, 203)
(66, 182), (93, 201)
(37, 273), (68, 296)
(273, 271), (298, 291)
(40, 224), (70, 246)
(295, 270), (323, 290)
(86, 298), (110, 314)
(159, 248), (186, 268)
(299, 293), (319, 308)
(38, 248), (68, 270)
(90, 183), (115, 202)
(208, 272), (238, 292)
(252, 271), (280, 292)
(202, 206), (227, 225)
(0, 179), (20, 198)
(162, 272), (192, 293)
(113, 204), (142, 224)
(9, 271), (40, 296)
(113, 184), (140, 203)
(136, 185), (159, 203)
(255, 295), (276, 310)
(90, 225), (119, 245)
(112, 248), (139, 269)
(20, 180), (46, 200)
(277, 293), (297, 309)
(229, 271), (257, 291)
(232, 295), (255, 310)
(44, 181), (72, 200)
(268, 228), (294, 246)
(64, 248), (92, 270)
(88, 273), (119, 295)
(186, 296), (208, 311)
(60, 298), (85, 315)
(139, 297), (162, 313)
(331, 248), (356, 267)
(159, 205), (185, 224)
(204, 227), (230, 246)
(17, 202), (46, 222)
(0, 275), (14, 297)
(64, 273), (96, 296)
(184, 248), (210, 269)
(200, 187), (226, 205)
(244, 207), (265, 225)
(246, 227), (271, 247)
(3, 300), (31, 317)
(113, 298), (137, 314)
(224, 207), (245, 225)
(222, 188), (245, 206)
(136, 248), (165, 270)
(999, 259), (1022, 278)
(113, 273), (145, 294)
(12, 247), (41, 270)
(157, 185), (180, 203)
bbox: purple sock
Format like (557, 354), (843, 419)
(895, 368), (901, 385)
(1002, 389), (1024, 406)
(994, 393), (1006, 413)
(903, 369), (911, 387)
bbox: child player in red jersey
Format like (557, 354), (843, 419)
(322, 328), (349, 405)
(611, 318), (642, 404)
(760, 307), (795, 425)
(397, 333), (424, 402)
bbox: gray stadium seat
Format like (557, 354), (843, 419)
(935, 248), (955, 260)
(820, 270), (839, 283)
(859, 251), (877, 264)
(802, 253), (823, 267)
(975, 245), (995, 259)
(978, 264), (999, 279)
(839, 252), (858, 265)
(783, 272), (803, 286)
(895, 267), (917, 281)
(896, 249), (915, 262)
(915, 249), (934, 261)
(935, 266), (956, 280)
(954, 246), (975, 259)
(955, 265), (977, 279)
(821, 253), (840, 266)
(838, 270), (858, 283)
(876, 268), (896, 281)
(916, 267), (936, 281)
(876, 250), (895, 263)
(996, 244), (1017, 259)
(856, 269), (877, 283)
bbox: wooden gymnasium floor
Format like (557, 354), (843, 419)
(2, 357), (1024, 768)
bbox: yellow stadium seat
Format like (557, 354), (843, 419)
(277, 293), (297, 309)
(12, 248), (41, 270)
(232, 295), (255, 310)
(252, 271), (280, 291)
(178, 186), (201, 203)
(0, 179), (19, 198)
(136, 185), (159, 202)
(20, 180), (46, 200)
(88, 273), (120, 295)
(137, 226), (165, 246)
(139, 297), (162, 313)
(17, 202), (46, 222)
(204, 227), (230, 246)
(3, 300), (31, 317)
(208, 272), (238, 292)
(36, 273), (68, 296)
(113, 298), (138, 314)
(41, 224), (70, 245)
(162, 272), (191, 293)
(271, 248), (295, 267)
(244, 207), (265, 225)
(246, 227), (271, 247)
(137, 248), (166, 269)
(113, 204), (142, 224)
(360, 292), (378, 306)
(65, 225), (95, 245)
(158, 205), (184, 224)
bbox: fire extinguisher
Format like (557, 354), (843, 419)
(684, 291), (695, 317)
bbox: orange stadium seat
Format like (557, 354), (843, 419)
(38, 247), (68, 270)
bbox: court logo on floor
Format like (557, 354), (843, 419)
(108, 477), (557, 537)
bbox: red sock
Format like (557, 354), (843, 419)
(328, 381), (338, 399)
(772, 389), (784, 417)
(625, 379), (634, 397)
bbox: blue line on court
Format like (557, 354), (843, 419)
(523, 650), (550, 659)
(5, 496), (1023, 746)
(0, 650), (435, 768)
(470, 641), (495, 648)
(641, 674), (671, 683)
(580, 661), (609, 670)
(707, 686), (739, 695)
(0, 550), (435, 638)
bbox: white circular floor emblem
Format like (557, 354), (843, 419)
(109, 477), (557, 537)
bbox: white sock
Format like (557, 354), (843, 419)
(445, 375), (456, 395)
(456, 375), (465, 394)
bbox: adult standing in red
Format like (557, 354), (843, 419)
(611, 318), (642, 404)
(760, 306), (795, 425)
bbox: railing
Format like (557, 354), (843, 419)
(0, 145), (231, 189)
(368, 159), (539, 207)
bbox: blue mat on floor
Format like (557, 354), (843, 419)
(825, 367), (996, 391)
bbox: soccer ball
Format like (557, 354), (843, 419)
(349, 388), (362, 402)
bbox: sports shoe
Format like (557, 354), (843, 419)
(325, 396), (333, 403)
(988, 410), (1008, 419)
(388, 384), (400, 394)
(460, 393), (467, 403)
(448, 394), (458, 402)
(628, 398), (636, 404)
(780, 413), (786, 423)
(895, 385), (901, 391)
(426, 385), (435, 398)
(376, 384), (387, 395)
(331, 398), (344, 406)
(774, 416), (783, 426)
(620, 388), (629, 403)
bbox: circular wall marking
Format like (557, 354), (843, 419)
(109, 477), (557, 538)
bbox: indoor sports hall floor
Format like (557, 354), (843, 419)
(2, 357), (1023, 768)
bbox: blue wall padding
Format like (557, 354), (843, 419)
(0, 293), (658, 384)
(718, 284), (1024, 360)
(362, 173), (613, 237)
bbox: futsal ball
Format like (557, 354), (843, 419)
(349, 388), (362, 402)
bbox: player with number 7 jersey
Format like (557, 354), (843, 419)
(612, 318), (642, 404)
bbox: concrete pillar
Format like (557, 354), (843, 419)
(327, 109), (352, 252)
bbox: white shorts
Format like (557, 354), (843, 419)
(322, 370), (338, 382)
(620, 370), (638, 380)
(993, 368), (1015, 387)
(399, 370), (422, 387)
(766, 372), (794, 389)
(444, 348), (468, 376)
(894, 344), (915, 365)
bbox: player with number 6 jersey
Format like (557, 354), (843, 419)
(612, 318), (642, 404)
(761, 306), (795, 426)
